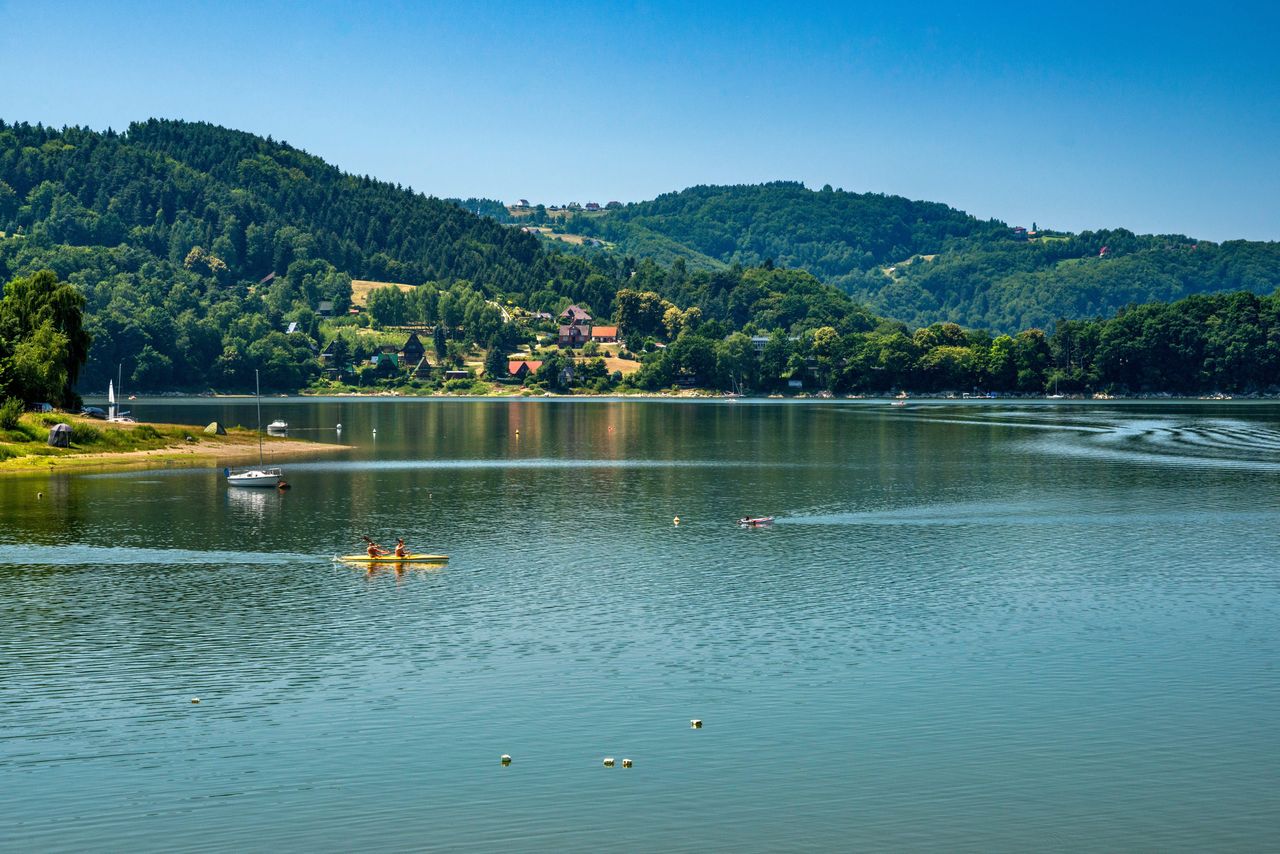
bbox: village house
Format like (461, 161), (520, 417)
(400, 332), (426, 365)
(590, 325), (619, 343)
(317, 300), (334, 317)
(558, 324), (589, 348)
(585, 202), (601, 211)
(560, 305), (592, 326)
(443, 370), (469, 381)
(508, 360), (543, 380)
(370, 351), (399, 376)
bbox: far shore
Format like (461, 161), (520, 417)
(108, 389), (1270, 402)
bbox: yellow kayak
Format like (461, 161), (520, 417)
(336, 554), (449, 563)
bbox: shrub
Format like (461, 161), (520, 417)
(443, 378), (478, 393)
(0, 398), (23, 430)
(71, 423), (103, 445)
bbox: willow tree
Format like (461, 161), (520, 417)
(0, 270), (91, 406)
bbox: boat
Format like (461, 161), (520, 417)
(267, 419), (288, 433)
(109, 364), (134, 422)
(336, 554), (449, 564)
(737, 516), (775, 527)
(226, 370), (287, 488)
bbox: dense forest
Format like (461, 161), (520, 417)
(2, 119), (1279, 397)
(0, 121), (882, 391)
(615, 289), (1280, 396)
(553, 183), (1280, 332)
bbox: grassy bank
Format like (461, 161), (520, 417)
(0, 413), (346, 473)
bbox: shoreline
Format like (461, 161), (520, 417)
(0, 418), (349, 476)
(99, 389), (1263, 402)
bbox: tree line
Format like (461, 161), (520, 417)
(3, 120), (1279, 397)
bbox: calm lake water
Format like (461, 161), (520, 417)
(2, 399), (1278, 851)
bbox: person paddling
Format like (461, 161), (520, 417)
(394, 538), (407, 558)
(362, 535), (390, 558)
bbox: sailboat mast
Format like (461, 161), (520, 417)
(256, 369), (263, 464)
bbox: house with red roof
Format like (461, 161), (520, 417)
(508, 360), (543, 380)
(590, 325), (618, 343)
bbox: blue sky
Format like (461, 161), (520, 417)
(2, 0), (1277, 240)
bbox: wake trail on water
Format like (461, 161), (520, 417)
(0, 545), (321, 567)
(1029, 417), (1280, 471)
(776, 504), (1278, 527)
(281, 458), (792, 473)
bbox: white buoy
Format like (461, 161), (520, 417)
(191, 698), (201, 704)
(622, 758), (633, 768)
(602, 757), (615, 767)
(500, 754), (512, 765)
(37, 492), (43, 500)
(690, 719), (702, 729)
(673, 516), (680, 526)
(336, 423), (342, 431)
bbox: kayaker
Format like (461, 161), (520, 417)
(364, 536), (389, 558)
(394, 538), (407, 558)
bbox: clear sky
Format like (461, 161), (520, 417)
(2, 0), (1277, 241)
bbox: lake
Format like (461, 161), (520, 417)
(2, 399), (1278, 851)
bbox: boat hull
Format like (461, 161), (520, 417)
(226, 467), (284, 487)
(336, 554), (449, 563)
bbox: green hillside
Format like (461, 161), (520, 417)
(560, 183), (1280, 332)
(0, 120), (876, 392)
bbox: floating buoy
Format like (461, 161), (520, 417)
(690, 719), (702, 729)
(372, 428), (377, 435)
(621, 758), (633, 768)
(336, 423), (342, 431)
(673, 516), (680, 526)
(602, 757), (615, 767)
(515, 429), (520, 437)
(500, 754), (512, 765)
(191, 698), (201, 704)
(36, 492), (43, 500)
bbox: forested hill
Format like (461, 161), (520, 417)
(0, 119), (563, 391)
(585, 181), (1003, 274)
(0, 120), (878, 392)
(560, 183), (1280, 332)
(1, 119), (541, 290)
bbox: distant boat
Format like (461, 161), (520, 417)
(738, 516), (775, 527)
(109, 364), (133, 422)
(267, 419), (288, 433)
(226, 370), (287, 488)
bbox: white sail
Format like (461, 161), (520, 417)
(108, 380), (115, 405)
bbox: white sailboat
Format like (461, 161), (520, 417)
(225, 370), (286, 488)
(109, 364), (134, 422)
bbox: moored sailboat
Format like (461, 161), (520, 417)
(225, 370), (286, 488)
